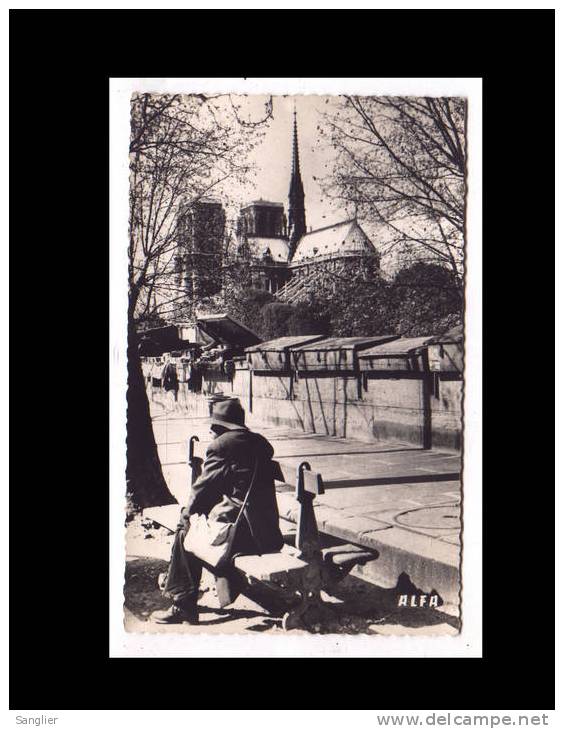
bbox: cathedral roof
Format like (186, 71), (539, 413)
(246, 236), (290, 262)
(290, 219), (376, 263)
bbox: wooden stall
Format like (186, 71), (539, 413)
(357, 331), (463, 450)
(427, 325), (463, 375)
(358, 336), (437, 372)
(138, 324), (200, 357)
(291, 335), (399, 374)
(245, 335), (326, 374)
(196, 313), (261, 353)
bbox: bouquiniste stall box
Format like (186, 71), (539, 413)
(427, 325), (464, 374)
(245, 335), (327, 373)
(358, 336), (438, 372)
(291, 335), (399, 373)
(196, 314), (261, 353)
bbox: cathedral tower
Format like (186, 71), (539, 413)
(174, 197), (226, 316)
(287, 108), (306, 256)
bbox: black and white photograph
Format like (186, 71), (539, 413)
(117, 82), (474, 643)
(5, 2), (560, 721)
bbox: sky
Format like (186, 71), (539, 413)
(190, 92), (402, 273)
(223, 94), (350, 231)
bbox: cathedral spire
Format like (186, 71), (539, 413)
(291, 106), (301, 175)
(288, 106), (306, 254)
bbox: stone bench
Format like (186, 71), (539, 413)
(143, 436), (379, 631)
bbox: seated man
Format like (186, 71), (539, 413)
(152, 398), (284, 625)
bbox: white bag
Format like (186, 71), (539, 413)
(183, 514), (236, 568)
(183, 459), (259, 569)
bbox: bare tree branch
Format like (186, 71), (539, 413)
(320, 95), (467, 287)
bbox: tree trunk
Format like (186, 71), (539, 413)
(126, 318), (177, 509)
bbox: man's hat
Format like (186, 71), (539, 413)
(210, 397), (246, 430)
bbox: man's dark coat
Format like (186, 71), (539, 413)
(162, 362), (179, 392)
(182, 428), (284, 555)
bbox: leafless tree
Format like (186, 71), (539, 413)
(321, 96), (467, 287)
(127, 93), (271, 508)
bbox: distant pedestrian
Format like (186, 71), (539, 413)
(190, 361), (202, 393)
(152, 357), (164, 388)
(162, 354), (179, 410)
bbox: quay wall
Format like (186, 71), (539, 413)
(147, 363), (462, 450)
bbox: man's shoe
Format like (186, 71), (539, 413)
(151, 604), (199, 625)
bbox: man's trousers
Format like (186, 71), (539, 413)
(163, 526), (203, 607)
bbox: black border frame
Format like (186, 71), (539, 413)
(9, 8), (555, 710)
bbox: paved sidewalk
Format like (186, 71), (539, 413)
(149, 405), (462, 607)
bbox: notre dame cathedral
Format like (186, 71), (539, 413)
(174, 110), (380, 314)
